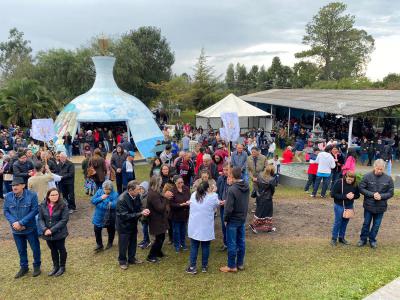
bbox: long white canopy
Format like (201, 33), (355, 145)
(196, 93), (271, 118)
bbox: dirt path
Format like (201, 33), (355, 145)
(1, 191), (400, 244)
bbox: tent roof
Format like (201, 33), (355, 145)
(240, 89), (400, 116)
(196, 93), (271, 118)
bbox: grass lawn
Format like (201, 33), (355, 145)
(0, 164), (399, 299)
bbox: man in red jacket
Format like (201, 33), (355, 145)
(304, 148), (319, 193)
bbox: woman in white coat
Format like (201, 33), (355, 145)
(186, 181), (222, 275)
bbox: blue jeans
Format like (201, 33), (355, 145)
(312, 175), (331, 197)
(220, 206), (227, 246)
(13, 231), (41, 269)
(189, 239), (210, 268)
(360, 210), (384, 243)
(304, 174), (316, 192)
(226, 222), (246, 269)
(241, 170), (249, 183)
(332, 204), (351, 239)
(172, 221), (187, 251)
(65, 145), (72, 158)
(142, 222), (150, 243)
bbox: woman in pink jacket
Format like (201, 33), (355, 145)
(342, 148), (356, 176)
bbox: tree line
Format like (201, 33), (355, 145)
(1, 2), (400, 127)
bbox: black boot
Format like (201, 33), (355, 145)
(48, 266), (59, 276)
(54, 267), (65, 277)
(94, 244), (103, 252)
(338, 238), (350, 245)
(14, 268), (29, 279)
(32, 266), (41, 277)
(330, 238), (337, 246)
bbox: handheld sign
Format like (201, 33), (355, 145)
(31, 119), (56, 142)
(220, 112), (240, 142)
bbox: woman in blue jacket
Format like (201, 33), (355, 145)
(91, 180), (119, 252)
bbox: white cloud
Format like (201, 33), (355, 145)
(366, 34), (400, 80)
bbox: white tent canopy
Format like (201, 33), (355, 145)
(196, 93), (272, 131)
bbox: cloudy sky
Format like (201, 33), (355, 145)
(2, 0), (400, 80)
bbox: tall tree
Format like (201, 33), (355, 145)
(295, 2), (375, 80)
(247, 65), (259, 90)
(34, 48), (95, 105)
(292, 61), (320, 88)
(191, 48), (218, 110)
(256, 65), (270, 90)
(0, 79), (57, 127)
(225, 63), (235, 90)
(122, 26), (175, 103)
(267, 57), (293, 88)
(235, 63), (248, 95)
(0, 28), (33, 82)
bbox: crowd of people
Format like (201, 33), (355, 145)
(1, 119), (396, 280)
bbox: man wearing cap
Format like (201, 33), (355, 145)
(13, 150), (34, 184)
(3, 177), (41, 278)
(160, 144), (173, 167)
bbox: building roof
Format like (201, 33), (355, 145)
(196, 93), (270, 118)
(241, 89), (400, 116)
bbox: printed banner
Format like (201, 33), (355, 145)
(220, 112), (240, 142)
(31, 119), (56, 142)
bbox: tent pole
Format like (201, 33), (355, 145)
(126, 121), (130, 141)
(312, 112), (316, 131)
(287, 107), (291, 136)
(348, 116), (354, 147)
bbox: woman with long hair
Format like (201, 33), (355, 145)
(150, 158), (162, 177)
(146, 176), (169, 263)
(89, 148), (107, 190)
(330, 171), (360, 246)
(170, 175), (190, 253)
(249, 165), (278, 234)
(38, 188), (69, 277)
(186, 181), (221, 274)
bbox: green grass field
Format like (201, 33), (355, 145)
(0, 164), (399, 299)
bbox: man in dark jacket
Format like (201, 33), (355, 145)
(57, 153), (76, 213)
(111, 144), (128, 194)
(220, 167), (249, 273)
(3, 177), (41, 278)
(116, 180), (150, 269)
(13, 151), (34, 184)
(358, 159), (394, 248)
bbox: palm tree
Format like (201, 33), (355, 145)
(0, 78), (58, 127)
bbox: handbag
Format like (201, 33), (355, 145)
(103, 202), (115, 227)
(341, 179), (355, 219)
(87, 160), (96, 177)
(110, 167), (116, 181)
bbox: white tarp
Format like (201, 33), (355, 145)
(196, 93), (272, 131)
(196, 93), (271, 118)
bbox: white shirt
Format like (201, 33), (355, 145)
(316, 152), (335, 174)
(188, 192), (219, 241)
(268, 142), (276, 153)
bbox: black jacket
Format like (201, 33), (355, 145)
(147, 189), (169, 236)
(58, 160), (75, 185)
(224, 180), (250, 223)
(256, 175), (277, 200)
(116, 191), (142, 234)
(359, 172), (394, 213)
(331, 178), (360, 208)
(38, 200), (69, 240)
(111, 149), (128, 171)
(13, 159), (34, 184)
